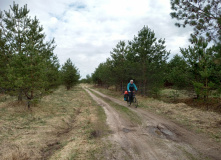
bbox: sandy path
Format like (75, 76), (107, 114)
(86, 89), (221, 160)
(84, 87), (221, 160)
(91, 89), (221, 160)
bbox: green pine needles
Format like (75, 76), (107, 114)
(170, 0), (221, 43)
(61, 58), (80, 90)
(0, 2), (60, 108)
(92, 26), (170, 96)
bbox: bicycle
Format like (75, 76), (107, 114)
(127, 91), (138, 108)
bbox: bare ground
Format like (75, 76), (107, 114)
(84, 87), (221, 160)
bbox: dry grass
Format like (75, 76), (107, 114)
(160, 88), (190, 99)
(0, 85), (108, 160)
(140, 98), (221, 142)
(92, 86), (221, 142)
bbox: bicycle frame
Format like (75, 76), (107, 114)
(127, 91), (138, 108)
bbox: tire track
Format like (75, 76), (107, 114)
(84, 87), (206, 160)
(88, 87), (221, 160)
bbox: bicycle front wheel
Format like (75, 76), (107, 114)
(127, 98), (131, 106)
(133, 97), (138, 108)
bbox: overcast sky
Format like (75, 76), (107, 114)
(1, 0), (193, 78)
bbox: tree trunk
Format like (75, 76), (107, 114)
(31, 90), (34, 99)
(27, 101), (31, 109)
(67, 86), (71, 90)
(143, 81), (146, 96)
(142, 62), (147, 96)
(18, 89), (22, 101)
(18, 94), (22, 101)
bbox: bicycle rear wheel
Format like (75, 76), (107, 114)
(127, 99), (131, 106)
(127, 94), (132, 106)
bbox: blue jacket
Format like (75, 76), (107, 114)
(127, 83), (138, 92)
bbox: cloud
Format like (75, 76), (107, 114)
(1, 0), (193, 78)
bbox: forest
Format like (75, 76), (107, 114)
(0, 1), (221, 159)
(0, 3), (80, 108)
(0, 1), (221, 109)
(89, 0), (221, 111)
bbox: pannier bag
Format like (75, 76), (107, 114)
(124, 91), (128, 101)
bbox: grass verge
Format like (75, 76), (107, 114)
(0, 85), (109, 160)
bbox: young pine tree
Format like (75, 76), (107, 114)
(110, 41), (128, 91)
(166, 54), (191, 89)
(61, 58), (80, 90)
(0, 3), (59, 107)
(181, 36), (215, 102)
(127, 26), (170, 96)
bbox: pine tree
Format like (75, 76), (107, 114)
(180, 36), (215, 101)
(166, 54), (191, 89)
(44, 55), (61, 91)
(170, 0), (221, 42)
(110, 41), (128, 91)
(0, 24), (11, 93)
(0, 2), (59, 107)
(85, 74), (92, 83)
(61, 58), (80, 90)
(170, 0), (221, 104)
(0, 2), (31, 100)
(127, 26), (170, 96)
(91, 60), (114, 89)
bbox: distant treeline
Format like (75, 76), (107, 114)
(91, 0), (221, 99)
(0, 3), (80, 107)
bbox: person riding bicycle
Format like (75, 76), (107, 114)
(127, 80), (138, 103)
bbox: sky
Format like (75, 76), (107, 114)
(1, 0), (193, 78)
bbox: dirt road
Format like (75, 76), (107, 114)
(84, 87), (221, 160)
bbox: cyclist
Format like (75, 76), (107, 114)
(127, 80), (138, 104)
